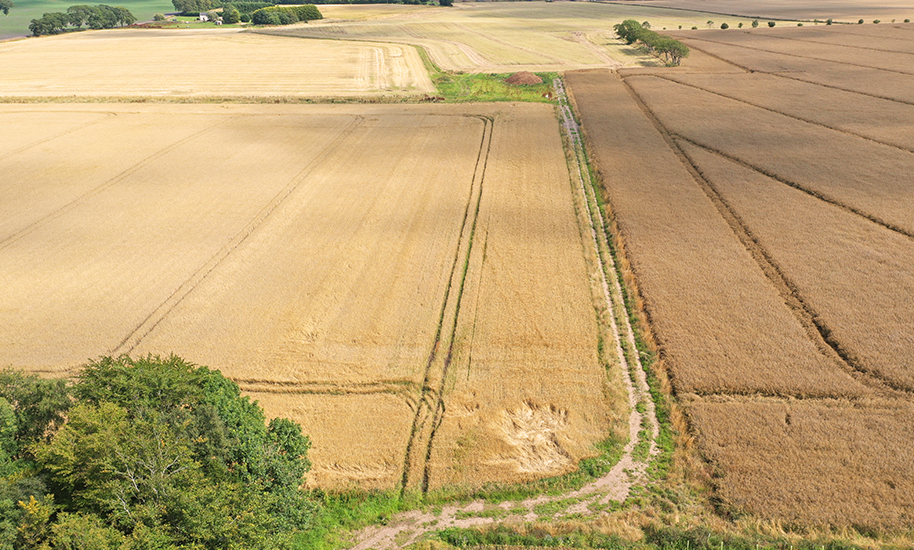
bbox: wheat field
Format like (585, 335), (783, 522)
(567, 21), (914, 529)
(0, 102), (612, 490)
(0, 28), (434, 98)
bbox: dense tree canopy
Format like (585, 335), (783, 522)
(0, 0), (13, 16)
(613, 19), (689, 65)
(29, 4), (135, 35)
(0, 355), (314, 550)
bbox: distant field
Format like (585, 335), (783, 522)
(0, 28), (434, 98)
(261, 2), (779, 72)
(568, 21), (914, 529)
(635, 0), (913, 23)
(0, 0), (172, 39)
(0, 102), (613, 490)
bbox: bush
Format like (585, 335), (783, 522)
(905, 19), (910, 23)
(873, 19), (880, 23)
(720, 22), (728, 29)
(691, 26), (697, 30)
(439, 0), (453, 5)
(240, 11), (250, 21)
(826, 18), (833, 24)
(767, 21), (775, 27)
(153, 12), (165, 20)
(858, 18), (864, 24)
(797, 22), (803, 26)
(738, 22), (743, 28)
(751, 19), (758, 27)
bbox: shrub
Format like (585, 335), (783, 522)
(153, 12), (165, 20)
(797, 22), (803, 26)
(905, 19), (910, 23)
(720, 22), (728, 29)
(858, 18), (864, 24)
(439, 0), (453, 6)
(767, 21), (775, 27)
(691, 26), (697, 30)
(873, 19), (880, 23)
(738, 22), (743, 28)
(240, 12), (249, 21)
(826, 18), (833, 25)
(751, 19), (758, 27)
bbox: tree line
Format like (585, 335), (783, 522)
(29, 4), (135, 36)
(613, 19), (690, 66)
(0, 355), (315, 549)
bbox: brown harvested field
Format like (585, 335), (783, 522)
(567, 22), (914, 529)
(0, 102), (611, 491)
(641, 0), (914, 23)
(0, 28), (434, 98)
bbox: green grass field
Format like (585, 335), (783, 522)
(0, 0), (173, 39)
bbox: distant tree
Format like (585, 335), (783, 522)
(826, 18), (833, 25)
(66, 5), (92, 27)
(641, 20), (650, 28)
(751, 19), (758, 27)
(239, 11), (250, 21)
(797, 22), (803, 26)
(858, 18), (864, 24)
(738, 21), (743, 28)
(0, 0), (13, 15)
(906, 19), (911, 23)
(439, 0), (453, 6)
(720, 22), (728, 29)
(873, 19), (880, 23)
(153, 12), (165, 20)
(223, 6), (239, 22)
(768, 20), (776, 27)
(706, 19), (713, 27)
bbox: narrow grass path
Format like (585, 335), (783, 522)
(346, 79), (660, 549)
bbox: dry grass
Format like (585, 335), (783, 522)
(0, 102), (615, 491)
(567, 23), (914, 530)
(0, 28), (434, 98)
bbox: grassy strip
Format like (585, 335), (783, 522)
(415, 46), (557, 104)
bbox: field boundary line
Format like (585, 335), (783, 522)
(399, 114), (492, 495)
(755, 31), (914, 57)
(112, 115), (365, 355)
(642, 73), (914, 154)
(0, 116), (238, 251)
(670, 137), (914, 397)
(680, 34), (914, 76)
(618, 74), (913, 396)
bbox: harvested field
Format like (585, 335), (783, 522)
(0, 102), (611, 490)
(0, 28), (434, 98)
(259, 2), (756, 73)
(568, 22), (914, 529)
(640, 0), (913, 23)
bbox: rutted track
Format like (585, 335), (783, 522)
(346, 80), (660, 549)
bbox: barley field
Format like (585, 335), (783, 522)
(567, 21), (914, 528)
(0, 102), (611, 490)
(0, 28), (434, 98)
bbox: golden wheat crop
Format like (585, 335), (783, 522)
(0, 102), (613, 491)
(0, 28), (434, 98)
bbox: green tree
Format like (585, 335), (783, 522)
(0, 0), (13, 15)
(751, 19), (759, 27)
(720, 22), (728, 29)
(222, 6), (239, 23)
(768, 20), (776, 27)
(34, 355), (314, 548)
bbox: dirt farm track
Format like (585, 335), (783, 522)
(0, 102), (614, 491)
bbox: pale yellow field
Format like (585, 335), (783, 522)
(263, 2), (743, 72)
(0, 28), (434, 98)
(0, 102), (610, 490)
